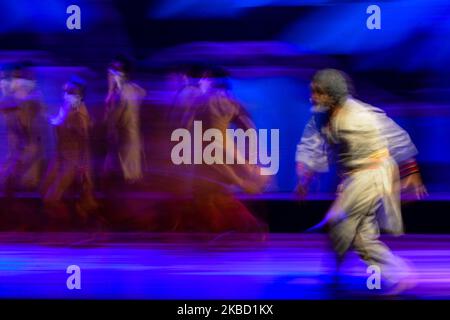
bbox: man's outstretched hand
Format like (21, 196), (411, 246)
(401, 172), (428, 200)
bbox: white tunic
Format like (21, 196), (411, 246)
(296, 98), (418, 234)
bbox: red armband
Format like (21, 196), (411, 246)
(399, 159), (420, 179)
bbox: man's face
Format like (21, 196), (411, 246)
(310, 83), (334, 109)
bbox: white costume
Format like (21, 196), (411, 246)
(104, 82), (146, 182)
(296, 97), (418, 284)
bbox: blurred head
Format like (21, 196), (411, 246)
(199, 66), (230, 93)
(63, 77), (85, 109)
(108, 55), (132, 89)
(166, 64), (200, 90)
(310, 69), (350, 110)
(198, 75), (212, 93)
(169, 71), (189, 89)
(9, 62), (36, 96)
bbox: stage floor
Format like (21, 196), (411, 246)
(0, 233), (449, 300)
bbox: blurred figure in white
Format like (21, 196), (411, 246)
(103, 55), (146, 186)
(295, 69), (427, 295)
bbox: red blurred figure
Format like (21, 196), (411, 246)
(185, 66), (268, 233)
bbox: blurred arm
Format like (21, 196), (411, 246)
(369, 105), (427, 199)
(295, 116), (329, 197)
(295, 116), (330, 173)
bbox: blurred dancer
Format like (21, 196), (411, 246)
(103, 56), (146, 186)
(147, 66), (204, 231)
(0, 63), (45, 196)
(295, 69), (426, 294)
(166, 65), (203, 130)
(41, 78), (97, 227)
(165, 65), (203, 194)
(186, 66), (268, 233)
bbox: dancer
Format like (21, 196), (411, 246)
(166, 64), (203, 131)
(165, 65), (203, 195)
(147, 65), (204, 231)
(187, 66), (268, 232)
(41, 78), (97, 227)
(0, 63), (45, 196)
(295, 69), (427, 294)
(103, 55), (146, 185)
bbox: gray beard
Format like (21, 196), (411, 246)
(310, 104), (330, 113)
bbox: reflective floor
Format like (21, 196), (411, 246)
(0, 233), (449, 299)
